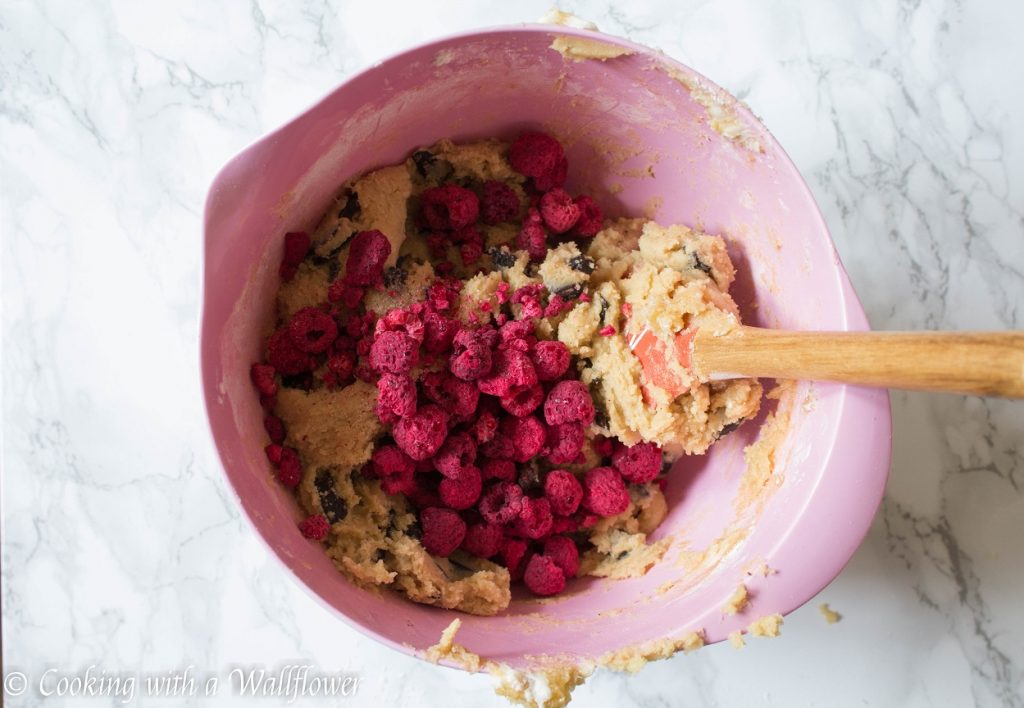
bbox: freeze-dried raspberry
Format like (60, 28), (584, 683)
(514, 496), (553, 539)
(393, 404), (449, 461)
(531, 341), (569, 381)
(433, 432), (477, 477)
(461, 522), (504, 558)
(612, 441), (663, 484)
(543, 294), (574, 318)
(260, 394), (276, 410)
(326, 350), (357, 385)
(372, 445), (416, 495)
(264, 443), (284, 465)
(425, 232), (449, 259)
(423, 311), (459, 354)
(421, 371), (479, 419)
(279, 231), (310, 280)
(287, 306), (338, 354)
(500, 384), (545, 417)
(449, 330), (493, 381)
(472, 410), (499, 443)
(460, 240), (484, 267)
(542, 535), (580, 578)
(515, 208), (548, 262)
(439, 464), (482, 510)
(376, 306), (426, 343)
(266, 329), (316, 376)
(480, 431), (514, 460)
(344, 312), (374, 339)
(498, 318), (537, 350)
(592, 436), (614, 457)
(406, 476), (442, 510)
(250, 363), (278, 396)
(477, 349), (538, 398)
(524, 554), (565, 596)
(502, 538), (531, 581)
(582, 466), (630, 517)
(277, 447), (302, 488)
(598, 325), (616, 337)
(420, 507), (466, 557)
(572, 195), (603, 237)
(481, 458), (516, 482)
(298, 514), (330, 540)
(375, 373), (417, 421)
(264, 415), (285, 444)
(356, 336), (373, 358)
(420, 185), (480, 230)
(543, 380), (595, 426)
(533, 155), (567, 192)
(427, 279), (462, 312)
(508, 132), (565, 183)
(543, 469), (583, 516)
(344, 230), (391, 286)
(481, 180), (520, 224)
(539, 188), (581, 234)
(501, 415), (547, 463)
(479, 481), (524, 525)
(550, 516), (578, 535)
(545, 422), (585, 466)
(510, 283), (546, 320)
(369, 330), (419, 374)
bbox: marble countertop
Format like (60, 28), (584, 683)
(3, 1), (1022, 706)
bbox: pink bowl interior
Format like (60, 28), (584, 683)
(201, 26), (891, 669)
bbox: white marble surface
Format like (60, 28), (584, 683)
(2, 1), (1023, 706)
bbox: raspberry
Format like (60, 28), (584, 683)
(524, 554), (566, 596)
(593, 436), (614, 457)
(514, 496), (553, 539)
(533, 155), (567, 192)
(500, 384), (545, 417)
(449, 330), (493, 381)
(460, 240), (484, 267)
(264, 415), (285, 444)
(472, 410), (499, 443)
(461, 522), (504, 558)
(406, 476), (442, 509)
(423, 312), (459, 354)
(502, 538), (531, 581)
(477, 349), (538, 398)
(543, 294), (575, 318)
(375, 373), (417, 420)
(264, 443), (284, 465)
(479, 481), (524, 525)
(327, 350), (357, 385)
(582, 466), (630, 517)
(344, 312), (374, 339)
(372, 445), (416, 495)
(531, 341), (570, 381)
(539, 188), (581, 234)
(392, 404), (449, 461)
(498, 319), (537, 350)
(298, 514), (330, 540)
(481, 180), (520, 224)
(427, 279), (462, 312)
(439, 464), (483, 510)
(250, 363), (278, 396)
(420, 507), (466, 557)
(598, 325), (616, 337)
(344, 230), (391, 286)
(279, 231), (310, 281)
(543, 380), (595, 426)
(573, 195), (603, 237)
(260, 394), (277, 410)
(287, 306), (338, 354)
(510, 283), (546, 320)
(515, 208), (548, 262)
(542, 536), (580, 578)
(481, 458), (516, 482)
(550, 515), (578, 534)
(356, 336), (373, 357)
(266, 329), (315, 376)
(612, 441), (663, 484)
(277, 447), (302, 488)
(369, 330), (420, 374)
(508, 132), (565, 183)
(420, 185), (480, 230)
(501, 415), (547, 463)
(376, 306), (426, 343)
(421, 371), (479, 419)
(433, 432), (478, 477)
(481, 432), (515, 460)
(545, 422), (585, 465)
(543, 469), (583, 516)
(425, 232), (449, 259)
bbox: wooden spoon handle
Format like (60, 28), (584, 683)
(693, 327), (1024, 398)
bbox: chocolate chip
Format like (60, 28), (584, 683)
(372, 549), (385, 562)
(614, 550), (630, 561)
(489, 247), (517, 269)
(692, 251), (716, 283)
(405, 520), (422, 540)
(555, 283), (583, 300)
(315, 469), (348, 523)
(593, 403), (610, 429)
(716, 419), (745, 439)
(280, 372), (314, 391)
(383, 266), (407, 288)
(412, 150), (436, 176)
(517, 461), (543, 495)
(569, 254), (596, 274)
(598, 294), (610, 323)
(337, 191), (360, 220)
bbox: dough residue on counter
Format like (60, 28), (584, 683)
(819, 603), (842, 624)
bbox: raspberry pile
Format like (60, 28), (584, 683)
(252, 132), (667, 598)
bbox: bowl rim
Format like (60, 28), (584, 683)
(200, 22), (893, 668)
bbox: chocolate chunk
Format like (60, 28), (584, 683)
(315, 469), (349, 523)
(337, 191), (360, 220)
(383, 266), (407, 288)
(405, 520), (422, 540)
(692, 251), (716, 282)
(593, 402), (610, 429)
(280, 372), (314, 391)
(517, 461), (543, 495)
(412, 150), (436, 176)
(554, 283), (583, 300)
(598, 294), (610, 323)
(716, 419), (745, 439)
(412, 150), (454, 182)
(569, 254), (596, 274)
(489, 247), (517, 269)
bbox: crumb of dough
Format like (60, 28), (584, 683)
(747, 613), (784, 638)
(425, 619), (485, 673)
(721, 583), (749, 615)
(549, 36), (634, 62)
(491, 665), (590, 708)
(540, 8), (598, 30)
(728, 630), (746, 649)
(745, 560), (774, 577)
(819, 603), (842, 624)
(597, 631), (705, 673)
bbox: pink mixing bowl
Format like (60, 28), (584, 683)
(201, 25), (891, 669)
